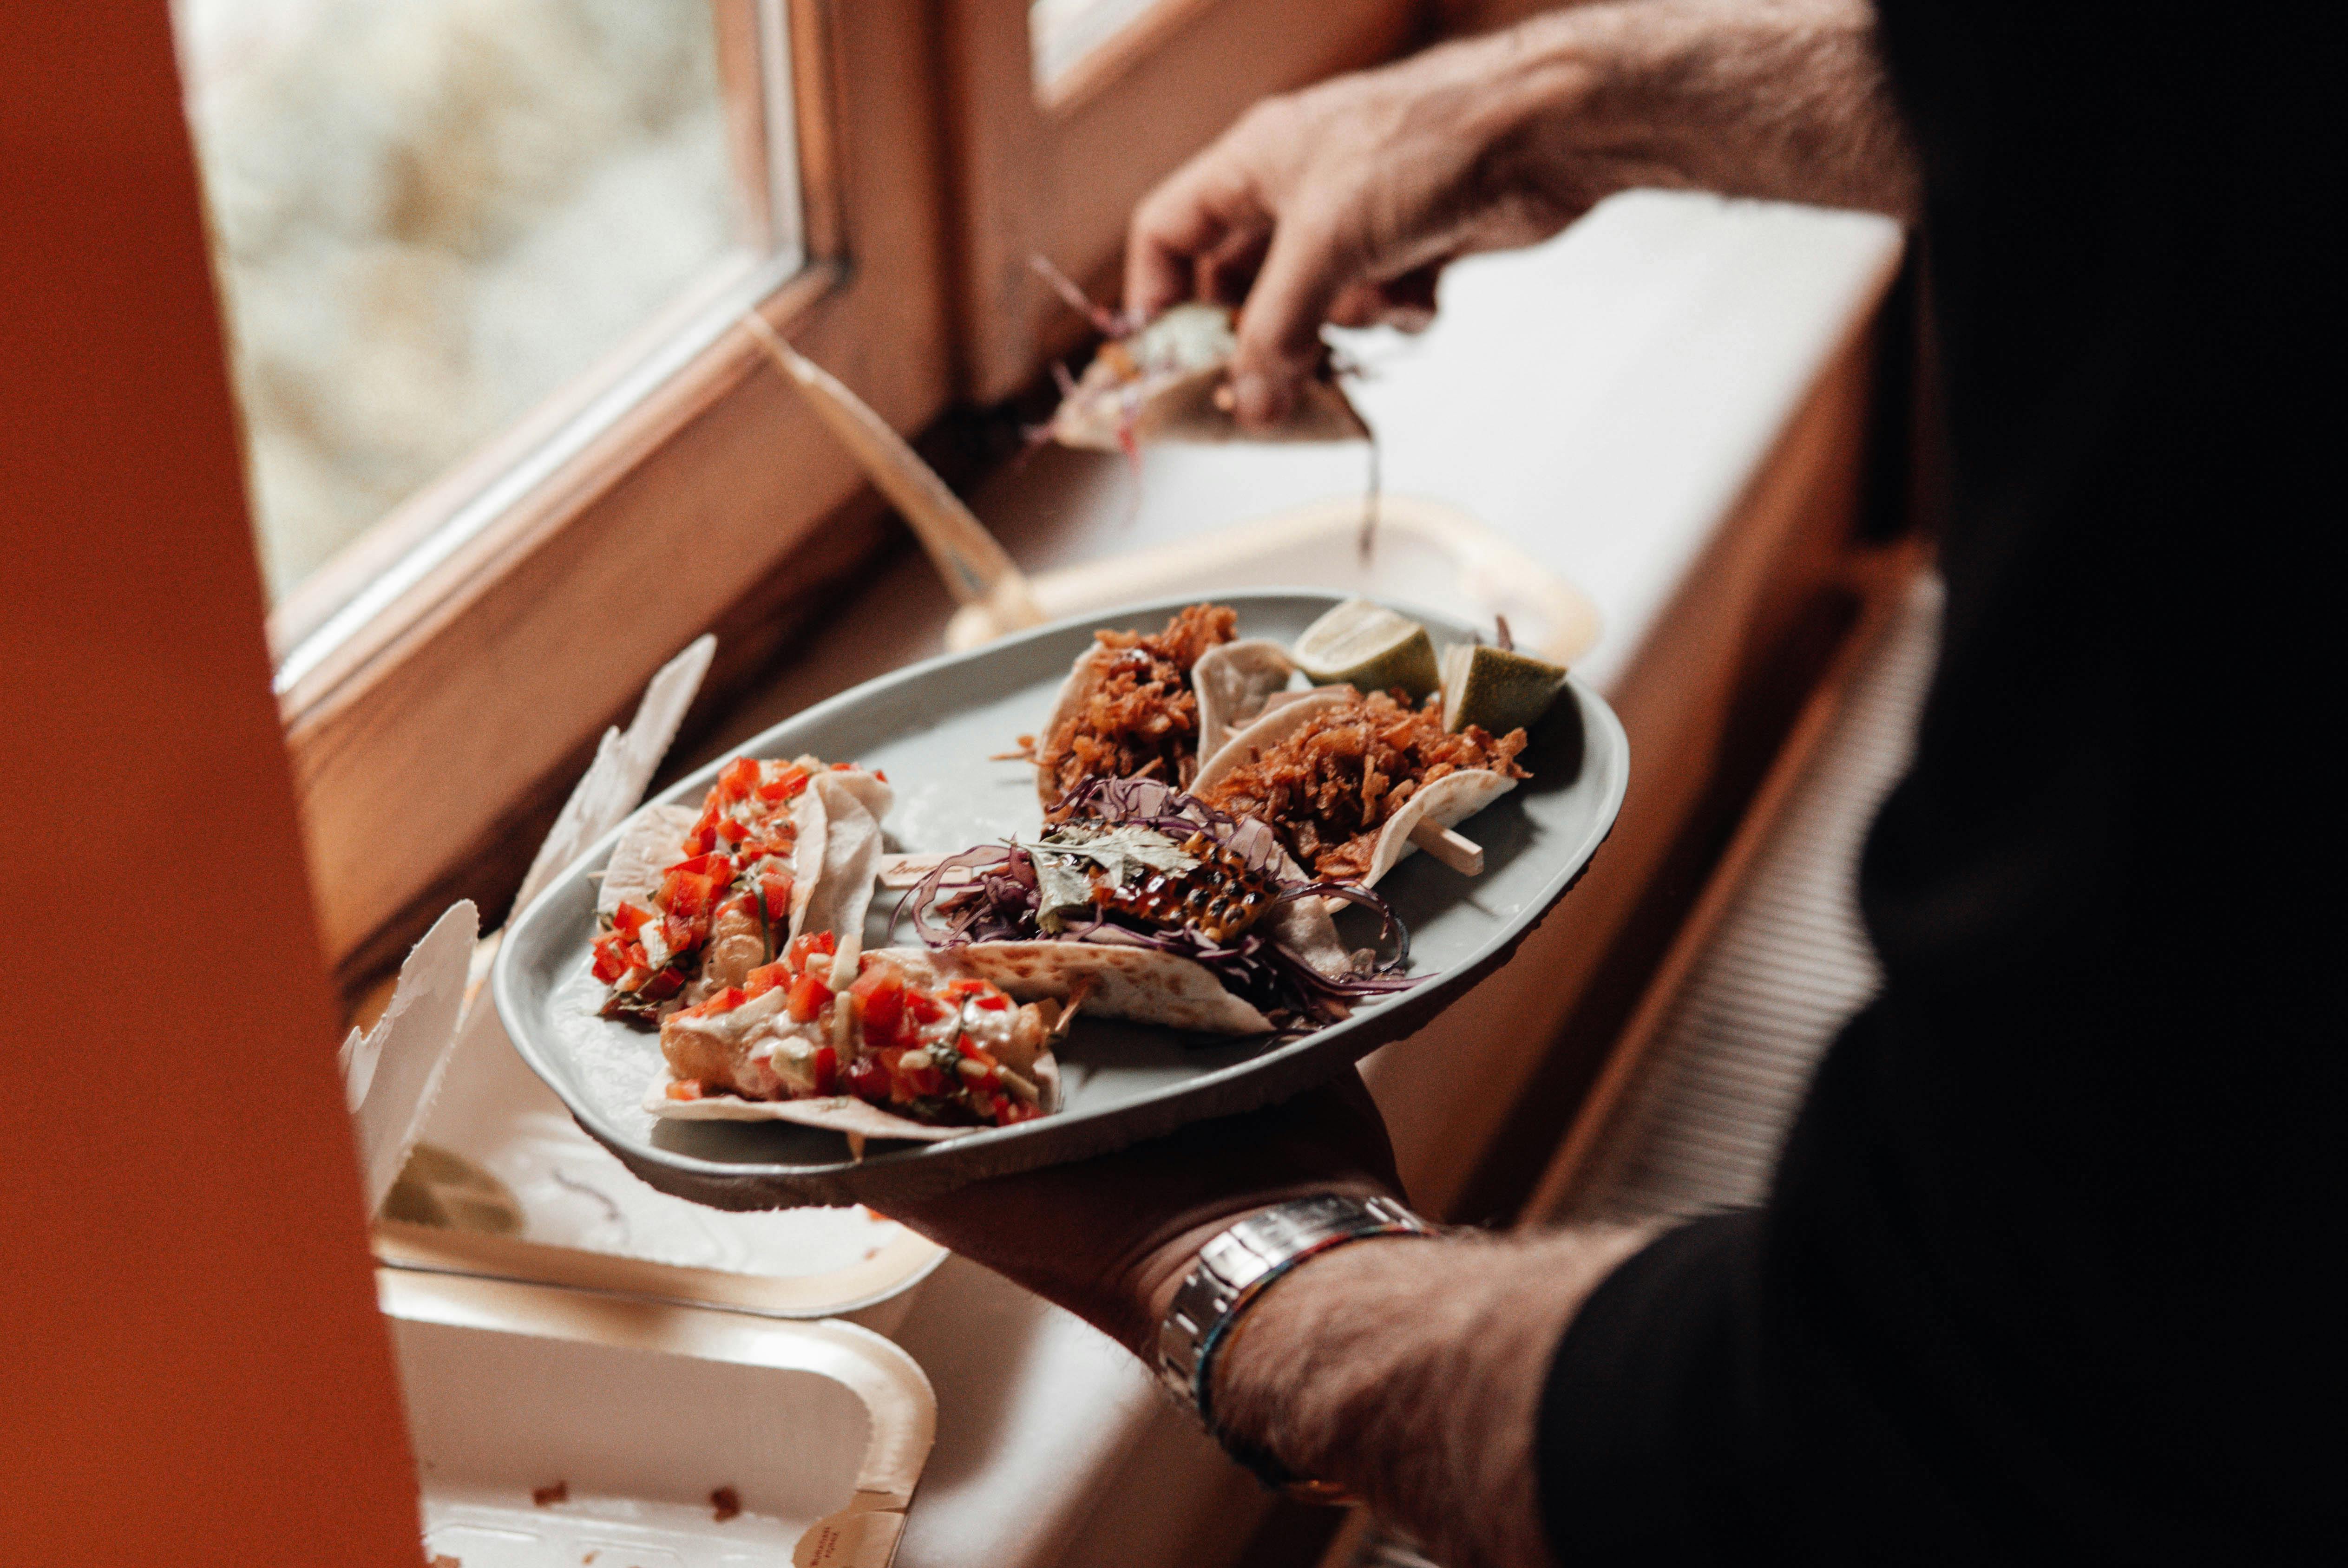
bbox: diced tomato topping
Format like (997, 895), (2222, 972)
(661, 914), (703, 956)
(812, 1045), (839, 1096)
(756, 764), (811, 803)
(830, 761), (854, 771)
(787, 972), (833, 1024)
(744, 960), (791, 998)
(893, 1051), (946, 1099)
(680, 986), (748, 1019)
(873, 769), (887, 784)
(718, 891), (760, 925)
(850, 963), (906, 1039)
(662, 869), (717, 920)
(590, 931), (630, 984)
(943, 979), (990, 1000)
(783, 931), (836, 971)
(954, 1035), (999, 1070)
(971, 990), (1010, 1011)
(760, 871), (794, 922)
(715, 817), (749, 845)
(905, 987), (951, 1025)
(719, 756), (763, 802)
(845, 1055), (890, 1102)
(639, 967), (686, 1002)
(665, 1080), (704, 1101)
(611, 902), (651, 939)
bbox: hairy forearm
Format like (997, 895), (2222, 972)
(1473, 0), (1917, 221)
(1206, 1224), (1658, 1568)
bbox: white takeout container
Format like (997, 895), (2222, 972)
(378, 994), (944, 1335)
(383, 1268), (934, 1568)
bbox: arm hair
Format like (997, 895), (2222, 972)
(1210, 1224), (1659, 1568)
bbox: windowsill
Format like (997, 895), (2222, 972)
(691, 190), (1904, 1568)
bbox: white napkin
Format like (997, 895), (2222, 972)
(339, 900), (478, 1214)
(510, 633), (715, 921)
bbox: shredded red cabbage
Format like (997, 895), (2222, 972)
(896, 781), (1417, 1030)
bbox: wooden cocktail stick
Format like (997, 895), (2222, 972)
(739, 312), (1044, 632)
(1408, 819), (1485, 876)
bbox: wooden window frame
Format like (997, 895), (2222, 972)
(941, 0), (1430, 403)
(278, 0), (955, 971)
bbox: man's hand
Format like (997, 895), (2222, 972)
(1127, 0), (1916, 428)
(882, 1071), (1402, 1355)
(1126, 31), (1587, 427)
(884, 1068), (1655, 1568)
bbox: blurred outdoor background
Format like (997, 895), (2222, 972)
(171, 0), (745, 601)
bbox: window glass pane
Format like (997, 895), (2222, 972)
(172, 0), (784, 604)
(1030, 0), (1172, 91)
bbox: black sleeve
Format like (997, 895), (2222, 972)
(1533, 5), (2345, 1557)
(1536, 1211), (1759, 1564)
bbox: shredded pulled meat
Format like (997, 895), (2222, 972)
(1037, 604), (1236, 815)
(1199, 690), (1529, 879)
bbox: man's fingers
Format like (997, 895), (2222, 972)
(1231, 211), (1355, 427)
(1125, 152), (1272, 319)
(1198, 228), (1271, 309)
(1328, 280), (1390, 329)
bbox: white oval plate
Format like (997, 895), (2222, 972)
(494, 590), (1628, 1209)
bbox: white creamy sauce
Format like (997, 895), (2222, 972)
(957, 998), (1017, 1053)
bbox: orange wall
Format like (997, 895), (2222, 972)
(0, 7), (422, 1561)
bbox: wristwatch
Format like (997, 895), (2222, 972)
(1156, 1193), (1435, 1501)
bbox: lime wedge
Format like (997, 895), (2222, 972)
(1441, 641), (1569, 734)
(1292, 599), (1440, 700)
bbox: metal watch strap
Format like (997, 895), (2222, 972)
(1156, 1193), (1434, 1500)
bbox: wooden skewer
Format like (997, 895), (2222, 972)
(1409, 819), (1485, 876)
(1051, 977), (1096, 1041)
(739, 312), (1045, 632)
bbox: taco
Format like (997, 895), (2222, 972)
(903, 777), (1414, 1035)
(1194, 688), (1529, 885)
(1048, 302), (1369, 451)
(647, 937), (1062, 1142)
(1027, 603), (1242, 810)
(590, 756), (891, 1025)
(1191, 637), (1299, 761)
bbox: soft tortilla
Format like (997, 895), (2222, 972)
(644, 1050), (1066, 1144)
(1192, 639), (1296, 762)
(1194, 689), (1515, 888)
(1034, 634), (1297, 806)
(1034, 644), (1118, 807)
(1362, 768), (1517, 886)
(869, 941), (1274, 1036)
(599, 764), (892, 944)
(598, 804), (698, 917)
(1190, 686), (1358, 792)
(1050, 306), (1368, 449)
(792, 767), (894, 952)
(644, 973), (1064, 1144)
